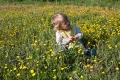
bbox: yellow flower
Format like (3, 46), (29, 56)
(36, 48), (39, 50)
(72, 70), (77, 74)
(115, 67), (119, 71)
(32, 73), (36, 76)
(29, 56), (33, 59)
(4, 64), (7, 69)
(44, 66), (48, 69)
(16, 56), (20, 59)
(13, 67), (17, 70)
(53, 69), (56, 72)
(43, 44), (46, 46)
(87, 59), (90, 61)
(79, 62), (82, 64)
(20, 65), (23, 69)
(81, 51), (84, 55)
(34, 40), (38, 43)
(10, 70), (12, 72)
(87, 41), (90, 44)
(87, 64), (90, 67)
(115, 45), (118, 48)
(99, 60), (102, 63)
(30, 69), (34, 73)
(80, 75), (83, 79)
(69, 77), (73, 80)
(16, 73), (20, 77)
(107, 44), (112, 49)
(36, 63), (39, 66)
(118, 62), (120, 64)
(93, 59), (97, 63)
(53, 75), (56, 79)
(31, 43), (36, 47)
(23, 66), (27, 69)
(61, 67), (64, 70)
(83, 65), (87, 68)
(100, 66), (103, 70)
(90, 65), (93, 69)
(101, 71), (105, 74)
(49, 49), (53, 52)
(90, 69), (93, 72)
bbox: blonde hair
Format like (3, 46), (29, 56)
(52, 13), (68, 31)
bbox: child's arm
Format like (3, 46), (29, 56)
(73, 26), (83, 40)
(56, 31), (74, 45)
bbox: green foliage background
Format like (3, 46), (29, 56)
(0, 0), (120, 8)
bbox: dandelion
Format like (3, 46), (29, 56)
(90, 69), (93, 72)
(4, 64), (7, 69)
(64, 66), (67, 69)
(29, 56), (33, 59)
(51, 53), (54, 56)
(43, 44), (46, 46)
(101, 71), (105, 74)
(16, 73), (20, 77)
(53, 69), (56, 72)
(36, 48), (39, 50)
(80, 75), (83, 79)
(99, 60), (102, 63)
(34, 40), (38, 43)
(31, 43), (36, 47)
(107, 44), (112, 49)
(69, 77), (73, 80)
(83, 65), (87, 68)
(81, 51), (84, 55)
(20, 65), (23, 69)
(44, 66), (48, 69)
(13, 67), (17, 70)
(16, 56), (20, 59)
(49, 49), (53, 52)
(115, 45), (118, 48)
(22, 66), (27, 69)
(5, 56), (8, 58)
(87, 59), (90, 61)
(87, 41), (90, 44)
(32, 73), (36, 76)
(93, 59), (97, 63)
(53, 75), (56, 79)
(30, 69), (34, 73)
(90, 65), (93, 69)
(11, 44), (15, 48)
(10, 70), (12, 72)
(115, 67), (119, 71)
(118, 62), (120, 64)
(87, 64), (90, 67)
(100, 66), (103, 70)
(61, 67), (64, 71)
(72, 70), (77, 74)
(79, 62), (82, 64)
(36, 63), (39, 66)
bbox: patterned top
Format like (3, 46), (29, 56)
(56, 26), (83, 45)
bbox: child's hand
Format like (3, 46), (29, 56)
(73, 36), (79, 41)
(66, 37), (74, 43)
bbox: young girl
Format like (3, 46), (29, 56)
(52, 13), (96, 56)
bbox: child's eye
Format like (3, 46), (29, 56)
(64, 20), (68, 24)
(64, 22), (67, 24)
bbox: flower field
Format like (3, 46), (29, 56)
(0, 5), (120, 80)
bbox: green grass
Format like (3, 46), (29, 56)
(0, 0), (120, 8)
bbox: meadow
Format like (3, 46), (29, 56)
(0, 4), (120, 80)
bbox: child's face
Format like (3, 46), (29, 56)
(61, 20), (70, 30)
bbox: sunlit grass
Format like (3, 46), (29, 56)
(0, 5), (120, 80)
